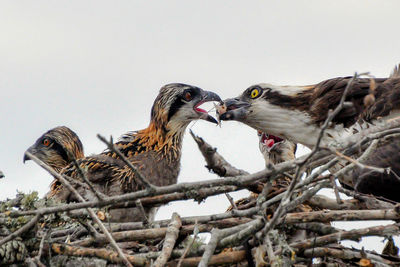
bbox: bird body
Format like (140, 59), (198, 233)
(218, 65), (400, 201)
(25, 84), (221, 221)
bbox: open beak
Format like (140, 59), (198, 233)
(195, 90), (222, 124)
(216, 97), (251, 121)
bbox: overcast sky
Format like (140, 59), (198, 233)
(1, 0), (399, 251)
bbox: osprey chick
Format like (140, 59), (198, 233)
(25, 84), (221, 221)
(257, 130), (296, 166)
(23, 126), (85, 197)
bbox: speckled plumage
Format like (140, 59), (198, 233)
(25, 84), (220, 222)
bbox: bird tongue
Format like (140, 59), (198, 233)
(261, 133), (283, 148)
(195, 107), (207, 113)
(194, 101), (208, 113)
(265, 138), (275, 148)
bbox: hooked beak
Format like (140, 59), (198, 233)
(23, 153), (30, 163)
(23, 147), (35, 163)
(195, 90), (222, 124)
(217, 97), (251, 121)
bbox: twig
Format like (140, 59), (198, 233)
(35, 229), (48, 263)
(331, 149), (389, 174)
(134, 200), (149, 224)
(264, 235), (278, 267)
(97, 134), (157, 192)
(190, 130), (249, 177)
(51, 243), (147, 266)
(283, 208), (400, 224)
(288, 223), (400, 252)
(334, 139), (380, 178)
(177, 220), (199, 267)
(70, 157), (106, 200)
(218, 219), (264, 248)
(302, 247), (396, 267)
(168, 250), (247, 267)
(225, 193), (238, 210)
(153, 212), (182, 267)
(329, 176), (342, 204)
(198, 228), (222, 267)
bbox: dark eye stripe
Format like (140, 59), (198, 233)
(52, 141), (70, 162)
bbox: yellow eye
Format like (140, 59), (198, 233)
(250, 88), (260, 99)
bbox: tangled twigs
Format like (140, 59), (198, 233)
(0, 214), (40, 247)
(2, 110), (400, 265)
(23, 152), (133, 267)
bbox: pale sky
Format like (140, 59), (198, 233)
(1, 0), (399, 252)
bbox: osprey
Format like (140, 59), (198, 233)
(257, 131), (297, 166)
(24, 84), (221, 221)
(218, 66), (400, 149)
(23, 126), (85, 198)
(218, 66), (400, 201)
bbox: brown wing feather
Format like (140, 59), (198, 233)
(353, 139), (400, 202)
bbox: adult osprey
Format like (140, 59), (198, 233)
(218, 66), (400, 201)
(24, 84), (221, 221)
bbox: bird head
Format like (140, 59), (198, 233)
(23, 126), (84, 171)
(217, 83), (304, 122)
(258, 131), (285, 152)
(216, 83), (318, 146)
(257, 130), (297, 165)
(150, 83), (222, 132)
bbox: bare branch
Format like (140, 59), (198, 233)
(153, 212), (182, 267)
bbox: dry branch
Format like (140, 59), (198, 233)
(283, 208), (400, 224)
(288, 223), (400, 253)
(190, 130), (249, 177)
(168, 250), (247, 267)
(51, 243), (147, 266)
(302, 247), (399, 266)
(153, 212), (182, 267)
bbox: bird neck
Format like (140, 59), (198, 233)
(114, 120), (188, 162)
(140, 121), (186, 158)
